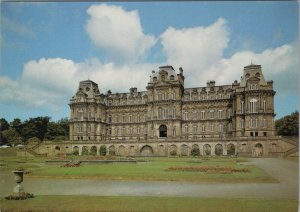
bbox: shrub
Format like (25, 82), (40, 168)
(90, 147), (97, 156)
(99, 145), (107, 156)
(72, 150), (79, 156)
(191, 148), (200, 156)
(81, 148), (89, 156)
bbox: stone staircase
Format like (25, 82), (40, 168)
(281, 136), (299, 157)
(18, 142), (47, 157)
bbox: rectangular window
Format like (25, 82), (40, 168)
(122, 114), (126, 123)
(193, 111), (197, 120)
(172, 128), (176, 137)
(241, 101), (244, 114)
(263, 132), (267, 136)
(193, 125), (197, 134)
(129, 114), (132, 122)
(137, 114), (140, 122)
(255, 132), (258, 136)
(227, 109), (232, 118)
(137, 127), (140, 134)
(210, 123), (214, 132)
(210, 110), (214, 119)
(219, 123), (223, 132)
(184, 111), (188, 120)
(263, 100), (267, 112)
(241, 119), (245, 129)
(218, 110), (223, 119)
(201, 111), (206, 120)
(250, 132), (254, 136)
(173, 107), (176, 119)
(108, 115), (112, 123)
(202, 124), (205, 132)
(184, 125), (189, 134)
(263, 119), (267, 128)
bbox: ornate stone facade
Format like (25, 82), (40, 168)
(66, 64), (283, 157)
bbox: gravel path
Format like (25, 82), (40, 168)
(0, 158), (298, 198)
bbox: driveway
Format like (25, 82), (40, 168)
(0, 158), (298, 198)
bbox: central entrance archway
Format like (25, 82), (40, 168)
(159, 125), (167, 137)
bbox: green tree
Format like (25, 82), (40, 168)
(2, 128), (22, 146)
(0, 118), (10, 131)
(20, 117), (50, 142)
(276, 111), (299, 136)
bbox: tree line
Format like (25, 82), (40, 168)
(0, 117), (69, 146)
(275, 111), (298, 137)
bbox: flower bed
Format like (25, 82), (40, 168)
(166, 166), (249, 174)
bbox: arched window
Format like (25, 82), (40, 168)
(170, 75), (174, 80)
(153, 77), (157, 82)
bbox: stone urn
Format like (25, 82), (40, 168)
(5, 169), (34, 200)
(13, 170), (25, 193)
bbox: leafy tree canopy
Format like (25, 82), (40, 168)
(275, 111), (299, 136)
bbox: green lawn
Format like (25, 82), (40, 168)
(25, 157), (276, 183)
(0, 195), (297, 212)
(0, 148), (276, 183)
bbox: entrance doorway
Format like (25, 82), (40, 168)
(159, 125), (167, 137)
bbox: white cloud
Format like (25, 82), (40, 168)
(161, 18), (229, 74)
(0, 57), (158, 109)
(0, 15), (297, 114)
(86, 4), (157, 63)
(160, 18), (298, 93)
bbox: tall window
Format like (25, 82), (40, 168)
(158, 107), (162, 119)
(241, 119), (245, 129)
(263, 100), (267, 112)
(137, 113), (140, 122)
(249, 99), (258, 113)
(210, 123), (214, 132)
(129, 127), (133, 135)
(122, 127), (126, 135)
(163, 108), (168, 119)
(108, 115), (112, 123)
(250, 118), (258, 128)
(129, 114), (132, 122)
(218, 110), (223, 119)
(77, 123), (82, 133)
(218, 123), (223, 132)
(172, 127), (176, 137)
(77, 109), (83, 121)
(115, 115), (118, 123)
(193, 110), (197, 120)
(193, 125), (197, 134)
(137, 127), (140, 134)
(202, 124), (205, 132)
(201, 111), (205, 120)
(210, 110), (214, 119)
(115, 127), (118, 136)
(227, 109), (232, 118)
(173, 107), (176, 119)
(122, 114), (126, 123)
(228, 123), (232, 132)
(184, 111), (188, 120)
(263, 119), (267, 128)
(241, 101), (244, 113)
(184, 125), (189, 134)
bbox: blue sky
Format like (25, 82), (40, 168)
(0, 2), (298, 122)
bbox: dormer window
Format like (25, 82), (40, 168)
(245, 73), (250, 78)
(86, 87), (90, 92)
(249, 84), (258, 90)
(170, 75), (174, 80)
(255, 73), (260, 78)
(153, 77), (157, 82)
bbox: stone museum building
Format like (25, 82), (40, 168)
(19, 64), (298, 157)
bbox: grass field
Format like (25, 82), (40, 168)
(0, 195), (298, 212)
(0, 148), (277, 183)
